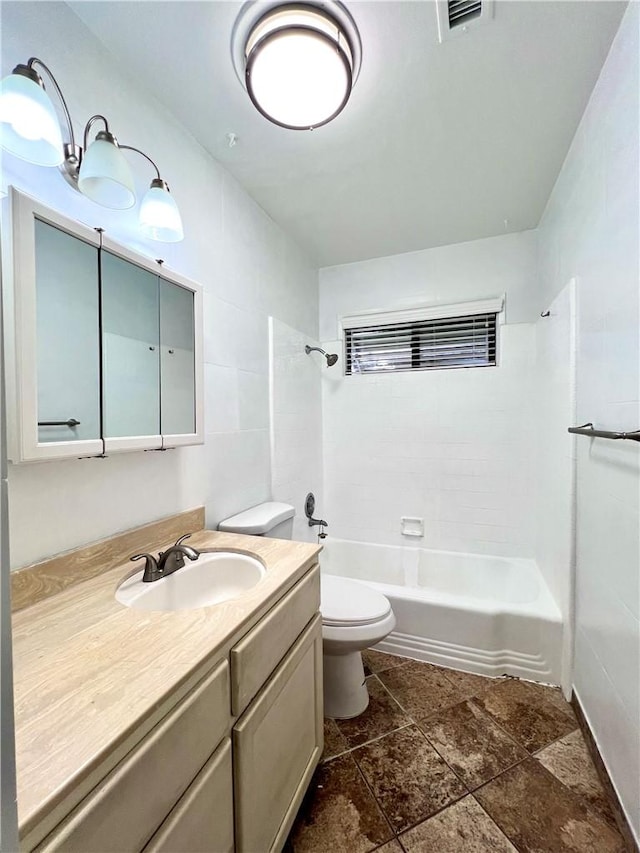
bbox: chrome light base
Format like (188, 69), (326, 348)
(60, 142), (82, 188)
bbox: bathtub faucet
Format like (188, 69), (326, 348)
(308, 516), (328, 530)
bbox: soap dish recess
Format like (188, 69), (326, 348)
(401, 517), (424, 538)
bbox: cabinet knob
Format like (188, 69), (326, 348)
(168, 349), (175, 354)
(149, 346), (156, 351)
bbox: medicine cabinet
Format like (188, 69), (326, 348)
(3, 188), (203, 463)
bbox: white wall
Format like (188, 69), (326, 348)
(1, 2), (318, 568)
(537, 3), (639, 840)
(269, 319), (323, 543)
(319, 232), (538, 556)
(320, 230), (539, 341)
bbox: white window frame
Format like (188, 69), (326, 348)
(339, 296), (505, 375)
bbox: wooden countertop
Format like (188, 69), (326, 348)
(11, 530), (321, 841)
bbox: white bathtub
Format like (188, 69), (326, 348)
(319, 538), (563, 684)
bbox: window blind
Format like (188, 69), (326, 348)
(344, 312), (497, 375)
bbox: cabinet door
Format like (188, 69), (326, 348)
(101, 251), (162, 451)
(34, 220), (101, 447)
(234, 614), (323, 853)
(159, 279), (195, 437)
(143, 739), (233, 853)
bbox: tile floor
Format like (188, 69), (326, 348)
(286, 650), (629, 853)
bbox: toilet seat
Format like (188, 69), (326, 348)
(321, 575), (392, 627)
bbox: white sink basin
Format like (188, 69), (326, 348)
(116, 551), (265, 612)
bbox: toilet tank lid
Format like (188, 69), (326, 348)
(218, 502), (295, 535)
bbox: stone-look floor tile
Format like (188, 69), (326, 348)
(475, 758), (626, 853)
(335, 676), (411, 749)
(474, 677), (577, 752)
(353, 725), (466, 832)
(372, 841), (404, 853)
(323, 718), (348, 762)
(536, 729), (618, 829)
(362, 649), (408, 675)
(288, 753), (393, 853)
(399, 795), (518, 852)
(421, 700), (527, 789)
(438, 667), (498, 698)
(378, 662), (465, 721)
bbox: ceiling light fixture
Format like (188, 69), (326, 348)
(232, 2), (362, 131)
(0, 57), (184, 242)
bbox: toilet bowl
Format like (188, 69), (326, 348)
(321, 575), (396, 719)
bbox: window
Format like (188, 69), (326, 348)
(344, 311), (498, 375)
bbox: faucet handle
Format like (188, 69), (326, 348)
(131, 552), (157, 564)
(174, 533), (192, 547)
(130, 552), (160, 583)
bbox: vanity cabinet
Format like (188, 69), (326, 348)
(30, 565), (323, 853)
(34, 660), (231, 853)
(3, 188), (203, 462)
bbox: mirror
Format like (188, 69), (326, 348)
(7, 188), (203, 462)
(35, 220), (101, 444)
(101, 252), (160, 439)
(160, 279), (195, 436)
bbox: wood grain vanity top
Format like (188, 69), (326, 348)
(11, 529), (321, 840)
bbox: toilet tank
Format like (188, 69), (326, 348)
(217, 502), (295, 540)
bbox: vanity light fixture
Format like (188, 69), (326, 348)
(0, 57), (184, 242)
(232, 1), (362, 130)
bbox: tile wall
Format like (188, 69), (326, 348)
(319, 232), (539, 556)
(537, 2), (639, 839)
(269, 319), (323, 543)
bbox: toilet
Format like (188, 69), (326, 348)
(321, 575), (396, 719)
(218, 502), (396, 720)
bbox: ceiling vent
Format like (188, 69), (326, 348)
(435, 0), (493, 43)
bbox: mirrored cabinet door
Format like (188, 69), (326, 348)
(101, 252), (161, 444)
(159, 279), (195, 437)
(34, 220), (101, 445)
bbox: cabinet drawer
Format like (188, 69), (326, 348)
(143, 739), (233, 853)
(234, 614), (323, 853)
(231, 565), (320, 715)
(36, 660), (230, 853)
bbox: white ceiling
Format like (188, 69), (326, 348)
(70, 0), (626, 267)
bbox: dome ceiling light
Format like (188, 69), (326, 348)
(232, 2), (362, 131)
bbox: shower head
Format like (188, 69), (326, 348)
(305, 344), (339, 368)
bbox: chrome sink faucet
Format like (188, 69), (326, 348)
(130, 534), (200, 583)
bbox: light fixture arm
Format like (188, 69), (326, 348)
(120, 145), (162, 181)
(27, 57), (76, 149)
(83, 114), (111, 151)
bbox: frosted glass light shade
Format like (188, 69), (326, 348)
(245, 8), (353, 130)
(0, 70), (63, 166)
(139, 180), (184, 242)
(78, 136), (135, 209)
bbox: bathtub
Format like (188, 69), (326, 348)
(319, 538), (563, 684)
